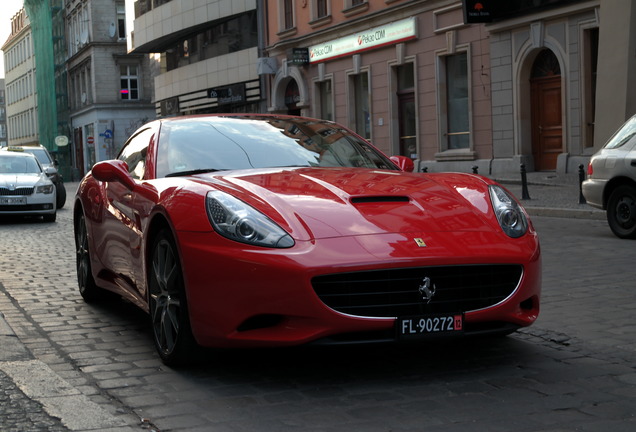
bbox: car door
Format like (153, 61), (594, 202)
(98, 128), (154, 297)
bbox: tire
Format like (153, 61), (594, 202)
(606, 185), (636, 239)
(56, 183), (67, 209)
(148, 228), (197, 366)
(75, 214), (102, 301)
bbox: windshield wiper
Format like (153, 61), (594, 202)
(165, 168), (226, 177)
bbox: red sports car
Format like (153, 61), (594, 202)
(73, 115), (541, 365)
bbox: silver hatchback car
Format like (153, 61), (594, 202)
(582, 114), (636, 239)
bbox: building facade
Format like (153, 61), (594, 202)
(265, 0), (494, 173)
(127, 0), (263, 116)
(66, 0), (156, 177)
(1, 9), (39, 148)
(263, 0), (636, 176)
(0, 79), (7, 148)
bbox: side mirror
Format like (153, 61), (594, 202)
(91, 160), (136, 190)
(390, 156), (415, 173)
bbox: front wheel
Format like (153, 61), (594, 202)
(56, 183), (67, 209)
(75, 213), (102, 301)
(148, 229), (197, 366)
(607, 185), (636, 239)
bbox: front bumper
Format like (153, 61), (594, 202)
(0, 194), (56, 216)
(176, 229), (541, 348)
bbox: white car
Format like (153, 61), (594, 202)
(0, 151), (57, 222)
(583, 114), (636, 238)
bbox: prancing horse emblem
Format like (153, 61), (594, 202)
(418, 277), (436, 303)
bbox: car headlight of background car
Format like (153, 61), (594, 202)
(36, 183), (55, 194)
(206, 190), (295, 248)
(489, 185), (528, 238)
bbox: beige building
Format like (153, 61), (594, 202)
(1, 9), (39, 148)
(127, 0), (262, 116)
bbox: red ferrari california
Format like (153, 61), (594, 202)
(73, 115), (541, 365)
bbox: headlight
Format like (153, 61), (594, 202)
(489, 185), (528, 238)
(206, 190), (294, 248)
(36, 184), (55, 194)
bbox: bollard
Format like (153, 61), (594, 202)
(472, 165), (479, 174)
(578, 164), (587, 204)
(520, 164), (531, 200)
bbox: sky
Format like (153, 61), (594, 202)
(0, 0), (25, 78)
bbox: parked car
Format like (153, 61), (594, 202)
(583, 115), (636, 239)
(1, 145), (67, 208)
(0, 151), (57, 222)
(73, 114), (541, 365)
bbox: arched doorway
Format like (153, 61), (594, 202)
(530, 49), (562, 171)
(284, 80), (301, 116)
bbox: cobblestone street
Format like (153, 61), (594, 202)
(1, 186), (635, 431)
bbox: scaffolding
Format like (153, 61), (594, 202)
(24, 0), (71, 180)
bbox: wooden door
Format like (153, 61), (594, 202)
(530, 75), (562, 171)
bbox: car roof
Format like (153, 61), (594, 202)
(0, 150), (39, 159)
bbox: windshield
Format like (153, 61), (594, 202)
(155, 117), (397, 178)
(24, 148), (53, 165)
(604, 115), (636, 150)
(0, 156), (42, 174)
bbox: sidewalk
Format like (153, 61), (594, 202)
(493, 170), (605, 220)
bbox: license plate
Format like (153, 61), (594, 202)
(397, 313), (463, 340)
(0, 197), (26, 205)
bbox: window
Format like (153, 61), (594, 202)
(396, 64), (416, 158)
(351, 72), (370, 139)
(444, 53), (469, 150)
(164, 11), (257, 72)
(119, 128), (153, 180)
(316, 0), (328, 18)
(317, 80), (333, 121)
(120, 65), (139, 100)
(283, 0), (294, 30)
(117, 3), (126, 40)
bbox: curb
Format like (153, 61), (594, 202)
(525, 207), (605, 220)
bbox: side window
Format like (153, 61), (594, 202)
(118, 128), (153, 180)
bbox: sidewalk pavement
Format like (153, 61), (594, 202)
(0, 172), (604, 431)
(493, 170), (605, 221)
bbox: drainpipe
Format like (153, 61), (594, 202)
(257, 0), (268, 113)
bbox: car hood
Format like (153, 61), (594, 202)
(197, 168), (499, 240)
(0, 173), (47, 188)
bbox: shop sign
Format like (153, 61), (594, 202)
(462, 0), (493, 23)
(308, 17), (417, 63)
(207, 83), (246, 105)
(288, 48), (309, 66)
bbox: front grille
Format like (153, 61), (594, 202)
(0, 187), (34, 196)
(312, 265), (523, 318)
